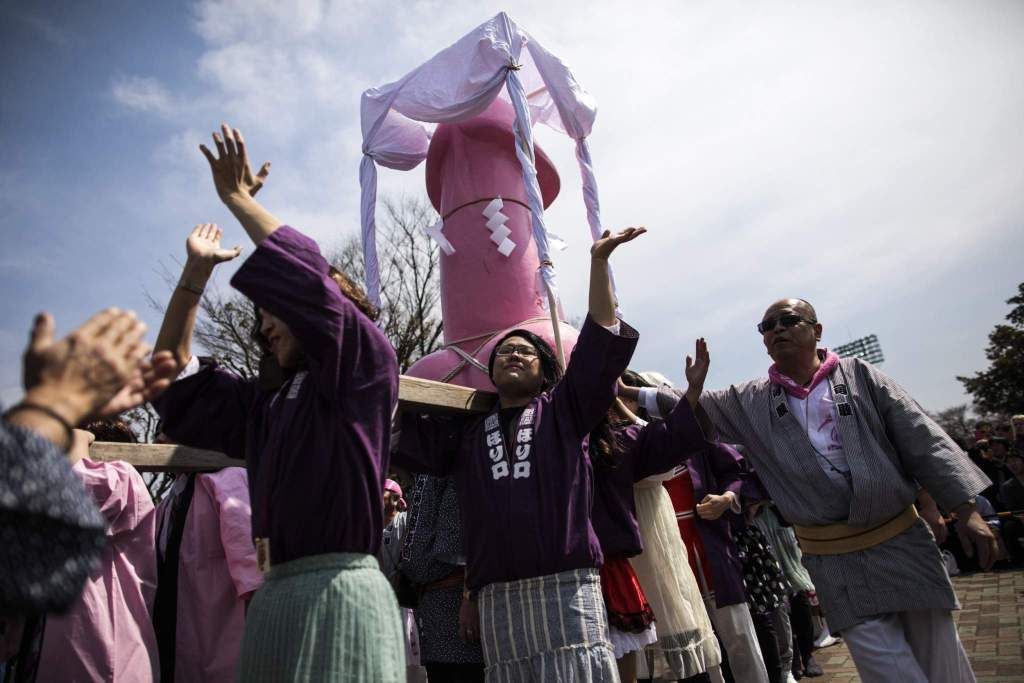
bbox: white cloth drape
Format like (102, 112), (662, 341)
(358, 11), (604, 308)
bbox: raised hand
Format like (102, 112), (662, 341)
(590, 227), (647, 261)
(186, 223), (242, 266)
(199, 124), (270, 204)
(684, 337), (710, 407)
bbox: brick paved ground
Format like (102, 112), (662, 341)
(817, 569), (1024, 682)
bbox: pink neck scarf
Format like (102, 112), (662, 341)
(769, 349), (840, 399)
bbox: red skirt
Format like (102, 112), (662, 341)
(600, 555), (656, 633)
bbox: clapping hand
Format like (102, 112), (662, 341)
(98, 350), (179, 416)
(199, 124), (270, 204)
(22, 310), (152, 425)
(590, 227), (647, 260)
(684, 338), (710, 408)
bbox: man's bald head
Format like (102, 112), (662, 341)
(763, 298), (817, 323)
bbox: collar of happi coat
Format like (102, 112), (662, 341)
(768, 349), (840, 399)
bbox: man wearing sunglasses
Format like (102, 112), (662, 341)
(640, 298), (993, 683)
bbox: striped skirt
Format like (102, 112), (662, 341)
(238, 552), (405, 682)
(478, 568), (618, 682)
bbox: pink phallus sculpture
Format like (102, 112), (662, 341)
(406, 99), (579, 391)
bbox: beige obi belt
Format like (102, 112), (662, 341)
(793, 505), (919, 555)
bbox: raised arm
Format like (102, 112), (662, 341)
(154, 223), (242, 370)
(588, 227), (645, 326)
(547, 228), (645, 437)
(631, 338), (712, 479)
(199, 124), (275, 246)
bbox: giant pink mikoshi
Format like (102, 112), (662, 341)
(406, 98), (580, 390)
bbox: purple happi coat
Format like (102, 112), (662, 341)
(153, 226), (399, 565)
(591, 400), (706, 559)
(680, 442), (766, 608)
(395, 316), (638, 590)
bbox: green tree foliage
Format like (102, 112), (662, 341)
(957, 282), (1024, 416)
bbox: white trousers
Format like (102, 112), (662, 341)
(706, 600), (770, 683)
(842, 609), (975, 683)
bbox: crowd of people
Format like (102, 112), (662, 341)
(0, 124), (1016, 683)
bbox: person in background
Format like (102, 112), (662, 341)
(1010, 416), (1024, 452)
(152, 430), (262, 683)
(752, 504), (826, 679)
(623, 372), (770, 683)
(36, 419), (159, 682)
(997, 452), (1024, 566)
(590, 345), (712, 683)
(398, 474), (485, 683)
(377, 479), (426, 683)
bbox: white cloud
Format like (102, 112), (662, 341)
(112, 76), (174, 116)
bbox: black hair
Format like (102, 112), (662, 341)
(83, 418), (137, 444)
(487, 329), (563, 392)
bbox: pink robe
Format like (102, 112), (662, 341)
(37, 458), (159, 682)
(157, 468), (262, 682)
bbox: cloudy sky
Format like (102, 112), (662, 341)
(1, 0), (1022, 412)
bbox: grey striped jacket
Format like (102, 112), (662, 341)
(658, 357), (990, 632)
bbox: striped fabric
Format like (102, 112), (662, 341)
(478, 568), (618, 682)
(238, 552), (405, 682)
(689, 357), (992, 633)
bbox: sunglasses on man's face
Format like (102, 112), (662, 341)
(757, 314), (816, 335)
(495, 344), (539, 358)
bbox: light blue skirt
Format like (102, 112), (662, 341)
(239, 552), (405, 682)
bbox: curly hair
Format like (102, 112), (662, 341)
(83, 418), (137, 444)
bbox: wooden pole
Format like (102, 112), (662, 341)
(545, 286), (566, 372)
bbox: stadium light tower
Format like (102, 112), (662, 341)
(834, 334), (885, 365)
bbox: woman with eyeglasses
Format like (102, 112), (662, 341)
(638, 297), (993, 683)
(394, 227), (646, 683)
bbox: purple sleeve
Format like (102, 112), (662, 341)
(200, 470), (262, 598)
(705, 442), (766, 502)
(230, 226), (399, 401)
(393, 413), (461, 476)
(551, 315), (639, 439)
(151, 359), (256, 462)
(631, 399), (707, 481)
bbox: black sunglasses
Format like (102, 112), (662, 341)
(757, 314), (816, 335)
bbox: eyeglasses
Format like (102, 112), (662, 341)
(495, 344), (539, 358)
(757, 314), (816, 335)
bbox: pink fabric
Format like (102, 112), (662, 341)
(384, 478), (407, 511)
(37, 458), (159, 682)
(159, 468), (262, 683)
(768, 349), (840, 399)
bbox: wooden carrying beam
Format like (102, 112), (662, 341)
(397, 375), (496, 414)
(90, 375), (497, 472)
(89, 442), (245, 472)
